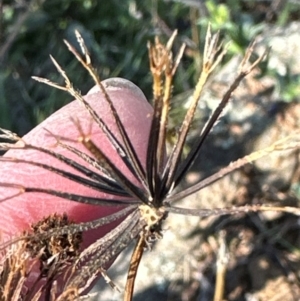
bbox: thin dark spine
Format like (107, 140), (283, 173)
(64, 35), (148, 192)
(172, 44), (268, 190)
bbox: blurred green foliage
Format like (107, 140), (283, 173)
(1, 0), (300, 135)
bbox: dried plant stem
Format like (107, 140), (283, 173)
(213, 231), (228, 301)
(168, 130), (300, 203)
(0, 26), (299, 301)
(163, 26), (228, 191)
(124, 235), (146, 301)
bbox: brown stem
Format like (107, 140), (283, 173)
(124, 235), (146, 301)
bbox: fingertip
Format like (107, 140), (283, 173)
(88, 78), (147, 103)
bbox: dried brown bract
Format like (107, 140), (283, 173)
(24, 213), (82, 276)
(0, 240), (29, 301)
(0, 214), (82, 301)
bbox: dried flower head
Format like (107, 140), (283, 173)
(24, 213), (82, 276)
(0, 26), (300, 301)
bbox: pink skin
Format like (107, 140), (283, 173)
(0, 78), (152, 258)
